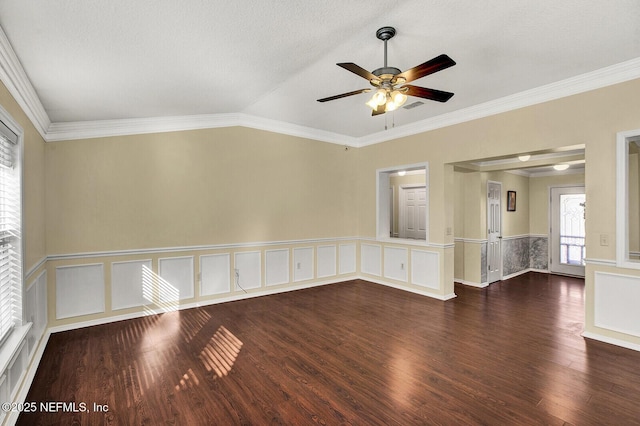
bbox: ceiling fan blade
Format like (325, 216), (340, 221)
(404, 85), (454, 102)
(372, 104), (385, 116)
(337, 63), (380, 82)
(317, 88), (371, 103)
(395, 54), (456, 84)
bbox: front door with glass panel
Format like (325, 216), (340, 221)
(550, 186), (586, 276)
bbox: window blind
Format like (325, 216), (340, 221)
(0, 119), (20, 345)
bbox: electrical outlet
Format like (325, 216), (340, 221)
(235, 268), (240, 277)
(401, 263), (405, 270)
(446, 227), (452, 236)
(600, 234), (609, 246)
(297, 262), (301, 270)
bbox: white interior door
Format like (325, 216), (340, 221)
(399, 186), (426, 240)
(550, 186), (586, 276)
(487, 181), (502, 284)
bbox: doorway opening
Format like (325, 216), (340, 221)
(451, 146), (585, 287)
(377, 163), (428, 242)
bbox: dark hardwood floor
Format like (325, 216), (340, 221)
(19, 273), (640, 425)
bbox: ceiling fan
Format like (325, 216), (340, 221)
(317, 26), (456, 116)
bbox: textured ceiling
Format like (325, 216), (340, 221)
(1, 1), (639, 139)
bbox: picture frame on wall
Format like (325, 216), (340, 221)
(507, 191), (516, 211)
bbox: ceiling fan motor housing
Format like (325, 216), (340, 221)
(372, 67), (401, 77)
(371, 67), (402, 89)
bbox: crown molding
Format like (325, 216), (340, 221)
(0, 25), (50, 138)
(471, 149), (585, 167)
(1, 16), (639, 146)
(357, 57), (640, 147)
(526, 167), (586, 178)
(46, 113), (359, 146)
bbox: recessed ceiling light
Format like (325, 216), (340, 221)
(553, 164), (570, 171)
(397, 171), (406, 176)
(518, 155), (531, 162)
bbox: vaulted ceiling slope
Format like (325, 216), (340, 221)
(0, 1), (639, 145)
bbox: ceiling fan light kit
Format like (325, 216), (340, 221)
(318, 26), (456, 116)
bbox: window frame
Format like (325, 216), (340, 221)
(0, 104), (24, 347)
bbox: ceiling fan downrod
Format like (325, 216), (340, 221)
(376, 26), (396, 68)
(373, 27), (401, 78)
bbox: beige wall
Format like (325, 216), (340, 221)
(0, 82), (46, 276)
(45, 127), (358, 254)
(483, 171), (530, 237)
(455, 171), (586, 239)
(5, 70), (640, 347)
(359, 78), (640, 347)
(456, 170), (586, 241)
(462, 173), (484, 240)
(452, 170), (529, 284)
(359, 79), (640, 250)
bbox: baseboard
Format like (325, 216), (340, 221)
(502, 268), (549, 281)
(365, 276), (456, 300)
(502, 268), (531, 280)
(529, 268), (550, 274)
(582, 331), (640, 352)
(455, 279), (489, 288)
(49, 275), (359, 335)
(456, 269), (550, 287)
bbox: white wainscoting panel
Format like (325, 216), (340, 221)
(36, 271), (47, 338)
(22, 270), (47, 358)
(411, 250), (440, 290)
(294, 247), (314, 282)
(317, 245), (337, 278)
(266, 249), (290, 286)
(384, 246), (408, 282)
(56, 264), (105, 319)
(7, 341), (27, 400)
(0, 375), (7, 424)
(594, 272), (640, 337)
(8, 341), (27, 399)
(361, 244), (381, 276)
(200, 254), (231, 296)
(158, 256), (195, 302)
(24, 282), (36, 324)
(339, 243), (356, 275)
(24, 281), (36, 355)
(111, 260), (152, 310)
(24, 270), (47, 356)
(234, 251), (262, 290)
